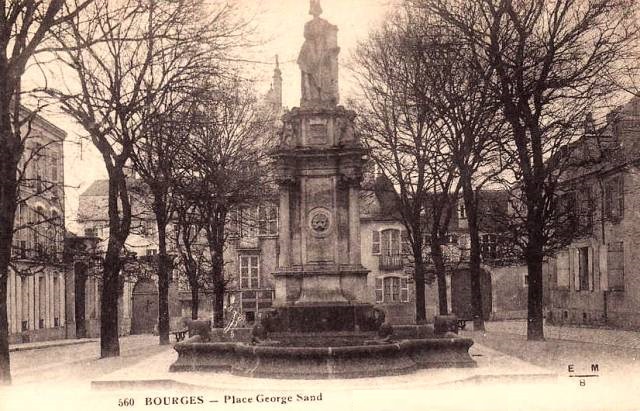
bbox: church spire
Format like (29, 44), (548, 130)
(271, 55), (282, 110)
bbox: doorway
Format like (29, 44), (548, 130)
(131, 279), (158, 334)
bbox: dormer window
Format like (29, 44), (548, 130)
(458, 202), (466, 219)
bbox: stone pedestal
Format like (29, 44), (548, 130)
(271, 106), (372, 331)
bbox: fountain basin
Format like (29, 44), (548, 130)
(169, 334), (476, 379)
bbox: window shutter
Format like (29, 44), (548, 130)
(400, 278), (408, 302)
(619, 175), (625, 218)
(572, 249), (580, 291)
(599, 246), (608, 291)
(401, 230), (410, 254)
(556, 251), (569, 288)
(375, 277), (383, 302)
(588, 247), (594, 291)
(372, 230), (380, 255)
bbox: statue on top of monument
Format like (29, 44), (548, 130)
(297, 0), (340, 107)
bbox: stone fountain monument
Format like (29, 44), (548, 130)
(268, 0), (376, 334)
(169, 1), (476, 378)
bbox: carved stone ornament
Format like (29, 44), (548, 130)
(308, 207), (332, 237)
(340, 167), (363, 187)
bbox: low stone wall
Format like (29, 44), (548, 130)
(9, 327), (68, 344)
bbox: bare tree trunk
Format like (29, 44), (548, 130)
(100, 173), (130, 358)
(526, 219), (545, 340)
(461, 174), (485, 331)
(0, 269), (9, 385)
(190, 281), (199, 320)
(211, 244), (225, 328)
(100, 249), (121, 358)
(153, 193), (170, 345)
(413, 248), (427, 323)
(74, 268), (87, 338)
(0, 127), (17, 384)
(156, 214), (170, 345)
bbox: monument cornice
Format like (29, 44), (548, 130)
(271, 146), (367, 158)
(274, 264), (370, 277)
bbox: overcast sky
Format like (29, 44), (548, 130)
(35, 0), (394, 233)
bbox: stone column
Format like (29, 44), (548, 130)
(16, 276), (22, 331)
(46, 273), (52, 328)
(8, 269), (14, 334)
(446, 274), (452, 315)
(279, 185), (291, 268)
(348, 184), (361, 265)
(60, 274), (65, 328)
(28, 275), (34, 330)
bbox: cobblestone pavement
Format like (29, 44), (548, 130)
(483, 320), (640, 349)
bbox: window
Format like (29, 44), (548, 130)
(375, 276), (409, 303)
(19, 240), (26, 259)
(607, 242), (624, 291)
(523, 275), (529, 286)
(20, 278), (29, 329)
(239, 255), (259, 288)
(84, 227), (97, 237)
(35, 174), (42, 193)
(381, 229), (400, 256)
(458, 202), (466, 219)
(38, 276), (45, 328)
(573, 247), (593, 291)
(53, 275), (60, 325)
(35, 206), (44, 257)
(146, 249), (157, 256)
(51, 211), (60, 259)
(236, 207), (257, 238)
(481, 234), (498, 260)
(604, 175), (624, 221)
(258, 205), (278, 236)
(556, 251), (570, 288)
(373, 229), (408, 255)
(446, 234), (459, 244)
(575, 187), (593, 235)
(143, 220), (156, 237)
(51, 153), (58, 182)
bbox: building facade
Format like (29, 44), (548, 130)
(6, 112), (67, 344)
(72, 178), (183, 338)
(547, 96), (640, 329)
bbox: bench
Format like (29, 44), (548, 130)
(172, 329), (188, 342)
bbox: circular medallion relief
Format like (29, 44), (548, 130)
(308, 207), (332, 237)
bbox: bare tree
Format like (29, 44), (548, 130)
(172, 195), (209, 320)
(412, 9), (509, 330)
(49, 0), (240, 357)
(0, 0), (92, 385)
(424, 0), (639, 339)
(177, 79), (276, 328)
(353, 9), (459, 322)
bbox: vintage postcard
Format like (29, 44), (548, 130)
(1, 1), (639, 410)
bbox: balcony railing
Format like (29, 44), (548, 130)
(379, 254), (404, 271)
(238, 288), (275, 312)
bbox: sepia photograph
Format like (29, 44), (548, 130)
(1, 0), (640, 410)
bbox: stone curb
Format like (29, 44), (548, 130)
(9, 338), (98, 353)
